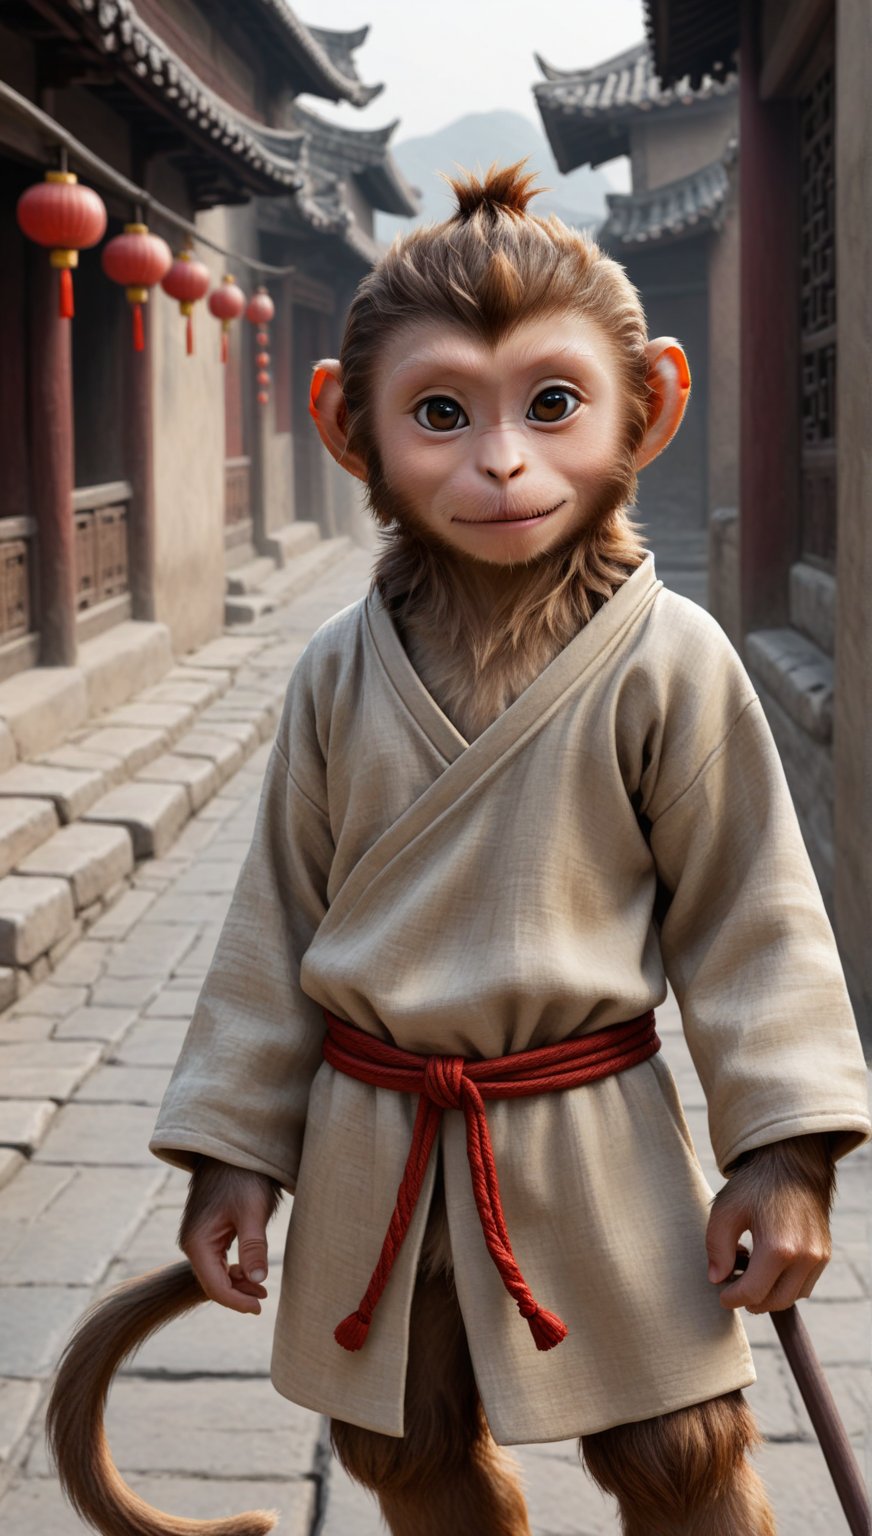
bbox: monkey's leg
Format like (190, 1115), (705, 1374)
(331, 1267), (531, 1536)
(580, 1388), (777, 1536)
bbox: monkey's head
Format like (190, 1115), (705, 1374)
(310, 159), (690, 570)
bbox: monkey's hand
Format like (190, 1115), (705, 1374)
(178, 1155), (283, 1316)
(705, 1132), (835, 1314)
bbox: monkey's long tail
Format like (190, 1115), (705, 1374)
(45, 1260), (278, 1536)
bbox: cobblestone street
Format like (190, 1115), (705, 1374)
(0, 547), (869, 1535)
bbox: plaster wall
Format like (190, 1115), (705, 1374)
(149, 200), (234, 654)
(266, 431), (294, 533)
(833, 0), (872, 1049)
(635, 102), (737, 190)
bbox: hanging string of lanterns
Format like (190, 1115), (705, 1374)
(246, 286), (275, 406)
(15, 156), (286, 408)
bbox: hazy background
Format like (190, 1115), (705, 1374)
(297, 0), (647, 237)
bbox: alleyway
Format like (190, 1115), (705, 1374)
(0, 548), (868, 1534)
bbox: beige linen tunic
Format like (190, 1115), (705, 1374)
(150, 553), (871, 1444)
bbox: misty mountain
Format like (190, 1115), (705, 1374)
(375, 109), (618, 245)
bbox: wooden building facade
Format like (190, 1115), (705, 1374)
(643, 0), (872, 1050)
(534, 42), (740, 574)
(0, 0), (418, 667)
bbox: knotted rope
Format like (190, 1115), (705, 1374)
(323, 1009), (660, 1353)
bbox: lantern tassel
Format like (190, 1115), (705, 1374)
(186, 313), (194, 356)
(59, 266), (74, 320)
(132, 302), (145, 353)
(221, 326), (229, 366)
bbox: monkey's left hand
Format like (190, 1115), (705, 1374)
(705, 1132), (835, 1313)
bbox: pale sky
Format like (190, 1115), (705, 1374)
(298, 0), (646, 186)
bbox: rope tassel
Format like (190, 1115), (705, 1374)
(323, 1010), (660, 1355)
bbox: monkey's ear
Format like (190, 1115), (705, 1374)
(308, 360), (368, 483)
(635, 337), (691, 470)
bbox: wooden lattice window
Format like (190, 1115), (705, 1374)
(799, 58), (836, 570)
(224, 456), (251, 528)
(75, 494), (129, 610)
(0, 538), (30, 641)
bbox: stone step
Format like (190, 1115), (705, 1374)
(263, 520), (322, 567)
(225, 556), (278, 596)
(79, 621), (173, 716)
(259, 536), (352, 602)
(16, 823), (134, 912)
(82, 782), (190, 861)
(0, 763), (110, 825)
(0, 800), (60, 881)
(0, 876), (75, 969)
(224, 592), (280, 625)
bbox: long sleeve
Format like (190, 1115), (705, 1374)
(149, 654), (334, 1191)
(647, 686), (871, 1176)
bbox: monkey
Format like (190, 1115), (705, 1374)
(46, 160), (870, 1536)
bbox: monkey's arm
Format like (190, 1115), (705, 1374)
(644, 687), (870, 1179)
(149, 649), (333, 1191)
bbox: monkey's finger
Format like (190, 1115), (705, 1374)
(188, 1241), (262, 1315)
(228, 1262), (268, 1299)
(237, 1224), (270, 1286)
(705, 1202), (751, 1284)
(744, 1258), (810, 1313)
(797, 1257), (829, 1300)
(717, 1244), (789, 1309)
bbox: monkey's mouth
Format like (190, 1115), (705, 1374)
(456, 499), (565, 526)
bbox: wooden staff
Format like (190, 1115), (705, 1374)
(733, 1251), (871, 1535)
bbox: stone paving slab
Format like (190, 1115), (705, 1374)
(0, 1377), (41, 1463)
(0, 1474), (315, 1536)
(112, 1016), (188, 1066)
(0, 1014), (53, 1044)
(31, 1102), (158, 1166)
(0, 798), (59, 880)
(0, 1284), (91, 1377)
(10, 982), (89, 1018)
(17, 822), (134, 911)
(39, 744), (126, 788)
(52, 1005), (138, 1044)
(26, 1376), (319, 1480)
(0, 1040), (102, 1102)
(100, 923), (197, 981)
(0, 1098), (57, 1154)
(71, 1063), (169, 1106)
(0, 1165), (162, 1285)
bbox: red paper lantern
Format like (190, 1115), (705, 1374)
(256, 330), (269, 346)
(102, 222), (172, 352)
(257, 370), (271, 386)
(17, 171), (107, 319)
(256, 351), (270, 368)
(208, 275), (246, 364)
(257, 391), (270, 406)
(161, 249), (210, 356)
(246, 286), (275, 328)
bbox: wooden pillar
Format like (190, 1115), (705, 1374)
(29, 254), (77, 665)
(833, 0), (872, 1050)
(125, 301), (156, 620)
(738, 0), (800, 638)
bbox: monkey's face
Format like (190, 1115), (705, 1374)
(368, 310), (630, 567)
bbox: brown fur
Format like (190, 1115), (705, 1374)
(331, 1265), (531, 1536)
(582, 1390), (777, 1535)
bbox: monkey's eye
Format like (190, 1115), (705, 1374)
(414, 397), (468, 432)
(527, 388), (582, 423)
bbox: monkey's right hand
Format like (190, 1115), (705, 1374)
(178, 1155), (283, 1316)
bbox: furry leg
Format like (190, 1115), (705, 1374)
(580, 1389), (777, 1535)
(331, 1267), (531, 1536)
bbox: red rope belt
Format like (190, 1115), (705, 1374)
(322, 1008), (660, 1354)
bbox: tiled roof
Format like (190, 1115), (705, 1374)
(533, 39), (736, 171)
(247, 5), (383, 105)
(643, 0), (738, 90)
(598, 141), (736, 248)
(289, 102), (420, 217)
